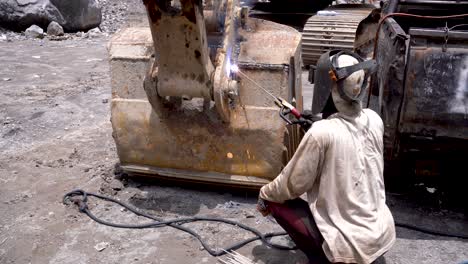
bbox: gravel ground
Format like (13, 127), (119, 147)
(0, 2), (467, 264)
(96, 0), (132, 33)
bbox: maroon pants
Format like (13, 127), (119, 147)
(266, 198), (331, 264)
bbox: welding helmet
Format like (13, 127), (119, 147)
(311, 50), (376, 115)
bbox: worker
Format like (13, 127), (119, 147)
(257, 50), (396, 264)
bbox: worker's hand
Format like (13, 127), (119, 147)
(293, 110), (322, 132)
(301, 110), (322, 122)
(256, 198), (270, 217)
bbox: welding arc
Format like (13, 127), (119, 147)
(63, 189), (296, 257)
(236, 69), (279, 102)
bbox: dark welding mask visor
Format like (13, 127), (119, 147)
(311, 50), (376, 114)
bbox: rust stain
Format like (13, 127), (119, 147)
(196, 74), (205, 83)
(143, 0), (162, 24)
(194, 50), (201, 59)
(180, 0), (200, 24)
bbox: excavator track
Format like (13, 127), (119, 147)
(302, 5), (374, 66)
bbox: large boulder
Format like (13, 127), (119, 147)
(0, 0), (62, 31)
(0, 0), (101, 32)
(49, 0), (101, 32)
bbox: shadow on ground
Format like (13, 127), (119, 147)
(123, 176), (258, 216)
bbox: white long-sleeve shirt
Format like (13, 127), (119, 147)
(260, 109), (395, 264)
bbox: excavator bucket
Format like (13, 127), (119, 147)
(108, 0), (303, 188)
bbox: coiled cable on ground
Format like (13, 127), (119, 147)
(63, 189), (296, 257)
(63, 189), (468, 257)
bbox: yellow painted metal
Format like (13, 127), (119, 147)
(109, 14), (303, 187)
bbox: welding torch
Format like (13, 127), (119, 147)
(233, 66), (317, 131)
(273, 97), (301, 124)
(275, 97), (320, 131)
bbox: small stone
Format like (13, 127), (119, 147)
(47, 21), (64, 36)
(2, 78), (11, 81)
(87, 27), (101, 38)
(0, 35), (6, 41)
(84, 168), (90, 172)
(12, 171), (18, 174)
(57, 136), (61, 139)
(224, 201), (240, 208)
(109, 179), (124, 191)
(102, 99), (108, 104)
(32, 56), (40, 59)
(25, 25), (44, 39)
(94, 242), (109, 252)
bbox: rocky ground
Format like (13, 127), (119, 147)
(0, 0), (135, 42)
(96, 0), (131, 33)
(0, 1), (467, 264)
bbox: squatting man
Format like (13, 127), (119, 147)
(256, 50), (396, 264)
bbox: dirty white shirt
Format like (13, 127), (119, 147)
(260, 109), (395, 264)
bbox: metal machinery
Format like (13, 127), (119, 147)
(352, 0), (468, 198)
(302, 4), (376, 66)
(108, 0), (303, 188)
(294, 0), (468, 189)
(109, 0), (468, 196)
(247, 1), (378, 66)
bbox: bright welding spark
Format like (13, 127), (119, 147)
(230, 64), (239, 73)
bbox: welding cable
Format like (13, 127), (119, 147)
(366, 12), (468, 107)
(63, 189), (296, 257)
(394, 221), (468, 240)
(63, 189), (468, 258)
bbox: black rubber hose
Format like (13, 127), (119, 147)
(394, 222), (468, 240)
(63, 190), (296, 257)
(63, 189), (468, 258)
